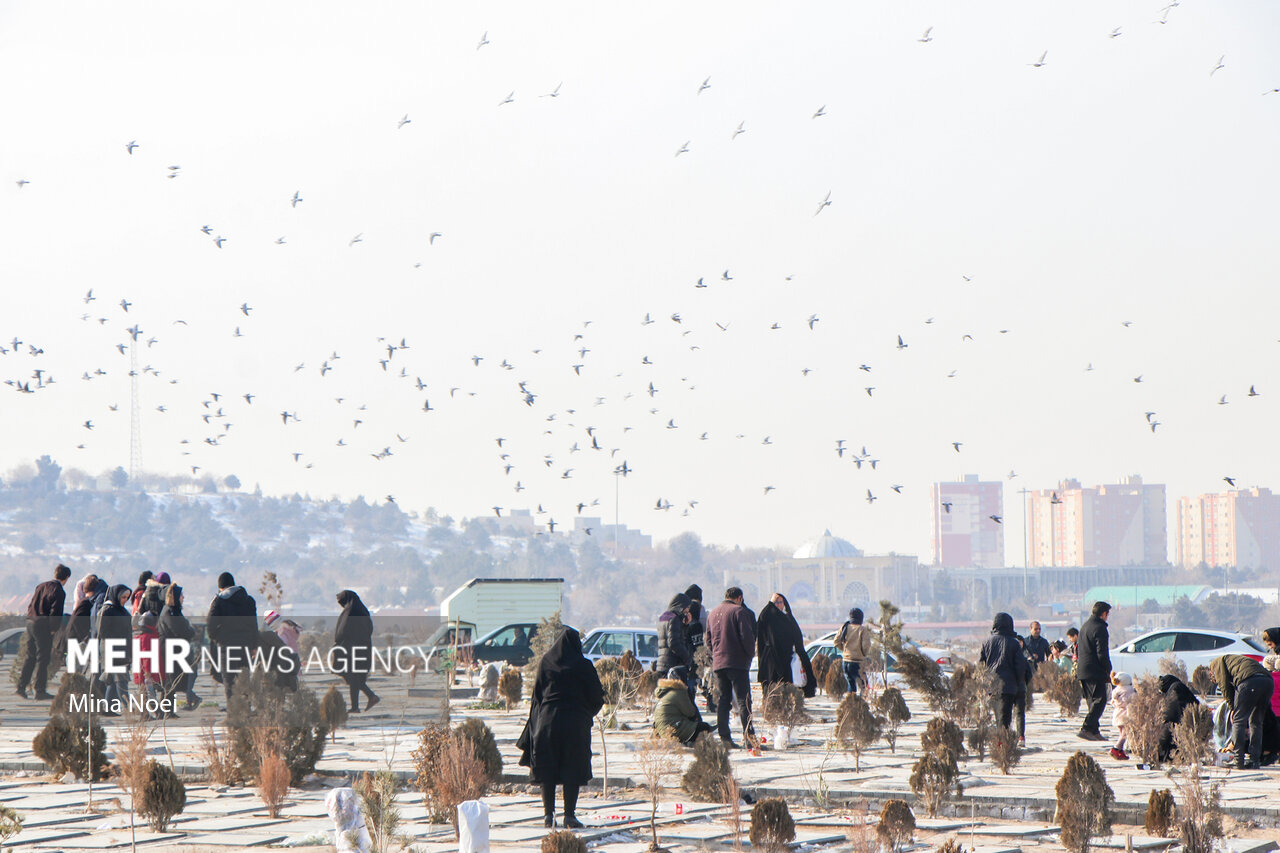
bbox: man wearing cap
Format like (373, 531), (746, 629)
(17, 563), (71, 700)
(206, 572), (259, 701)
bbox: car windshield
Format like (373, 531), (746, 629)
(1244, 636), (1268, 653)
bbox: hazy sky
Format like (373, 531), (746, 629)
(3, 1), (1279, 562)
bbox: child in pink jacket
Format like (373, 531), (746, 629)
(1109, 671), (1136, 760)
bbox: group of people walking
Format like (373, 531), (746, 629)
(14, 562), (381, 716)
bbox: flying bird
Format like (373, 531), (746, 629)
(349, 233), (363, 246)
(675, 140), (690, 157)
(952, 441), (962, 452)
(541, 83), (562, 98)
(896, 335), (907, 350)
(476, 31), (489, 50)
(941, 501), (953, 513)
(291, 191), (303, 207)
(499, 91), (515, 106)
(1224, 476), (1236, 487)
(866, 490), (877, 504)
(1248, 385), (1260, 397)
(1211, 55), (1226, 76)
(989, 514), (1003, 524)
(697, 76), (711, 94)
(1029, 51), (1048, 68)
(397, 114), (411, 128)
(732, 121), (745, 139)
(918, 26), (933, 43)
(126, 140), (138, 154)
(815, 191), (832, 216)
(812, 105), (826, 118)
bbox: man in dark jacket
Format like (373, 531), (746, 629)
(1023, 621), (1051, 668)
(683, 584), (707, 705)
(17, 563), (71, 700)
(206, 571), (259, 701)
(1212, 653), (1275, 768)
(656, 593), (694, 676)
(704, 587), (756, 748)
(980, 612), (1032, 741)
(1076, 601), (1112, 741)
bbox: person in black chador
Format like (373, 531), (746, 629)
(518, 627), (605, 829)
(334, 590), (379, 713)
(755, 592), (817, 698)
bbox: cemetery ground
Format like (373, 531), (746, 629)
(1, 662), (1278, 853)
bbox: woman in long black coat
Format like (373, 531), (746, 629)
(756, 592), (817, 698)
(518, 628), (604, 828)
(333, 590), (379, 712)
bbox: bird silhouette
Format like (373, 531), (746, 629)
(918, 26), (933, 43)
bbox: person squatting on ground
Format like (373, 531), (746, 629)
(17, 563), (71, 700)
(1108, 672), (1136, 760)
(206, 571), (259, 703)
(1076, 601), (1112, 741)
(334, 590), (380, 712)
(980, 612), (1031, 743)
(1212, 652), (1275, 769)
(705, 586), (757, 749)
(756, 592), (816, 698)
(518, 627), (604, 829)
(836, 607), (872, 695)
(1156, 673), (1199, 763)
(653, 666), (714, 745)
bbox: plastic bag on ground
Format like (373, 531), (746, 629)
(458, 799), (490, 853)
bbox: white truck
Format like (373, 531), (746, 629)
(423, 577), (565, 668)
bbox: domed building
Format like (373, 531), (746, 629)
(726, 529), (920, 619)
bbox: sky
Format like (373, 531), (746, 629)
(2, 1), (1279, 562)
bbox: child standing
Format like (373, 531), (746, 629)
(1109, 671), (1136, 760)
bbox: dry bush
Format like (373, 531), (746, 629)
(1124, 676), (1167, 767)
(810, 652), (831, 688)
(619, 649), (643, 677)
(748, 797), (796, 853)
(1144, 789), (1175, 837)
(255, 729), (291, 819)
(834, 692), (883, 772)
(320, 686), (348, 742)
(636, 732), (684, 852)
(990, 726), (1021, 774)
(356, 769), (402, 853)
(225, 671), (327, 785)
(876, 799), (916, 853)
(435, 738), (488, 839)
(198, 722), (236, 786)
(681, 732), (733, 802)
(113, 714), (153, 804)
(1043, 666), (1083, 716)
(596, 657), (628, 727)
(635, 670), (659, 708)
(1176, 774), (1224, 853)
(1055, 751), (1114, 853)
(761, 682), (810, 727)
(411, 723), (455, 823)
(945, 663), (999, 727)
(896, 649), (950, 710)
(1171, 702), (1213, 768)
(138, 760), (186, 832)
(1158, 652), (1189, 685)
(541, 829), (588, 853)
(453, 718), (503, 782)
(1190, 665), (1214, 696)
(0, 804), (22, 846)
(521, 611), (564, 683)
(909, 749), (961, 817)
(498, 666), (523, 710)
(921, 717), (963, 758)
(933, 839), (965, 853)
(823, 662), (848, 701)
(875, 687), (910, 753)
(31, 714), (108, 781)
(843, 802), (874, 853)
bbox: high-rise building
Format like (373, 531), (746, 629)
(1026, 475), (1167, 568)
(1176, 487), (1280, 570)
(930, 474), (1004, 567)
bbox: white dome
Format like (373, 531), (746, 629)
(792, 529), (862, 559)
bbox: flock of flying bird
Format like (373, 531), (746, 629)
(6, 5), (1276, 543)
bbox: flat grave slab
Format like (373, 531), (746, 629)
(180, 830), (292, 847)
(969, 824), (1059, 838)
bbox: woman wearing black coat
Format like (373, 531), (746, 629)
(67, 576), (105, 645)
(158, 584), (202, 709)
(334, 590), (379, 712)
(756, 593), (817, 698)
(93, 584), (134, 710)
(518, 628), (605, 828)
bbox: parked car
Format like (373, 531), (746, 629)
(1110, 628), (1267, 679)
(581, 627), (660, 670)
(0, 627), (23, 660)
(441, 622), (540, 668)
(812, 631), (956, 670)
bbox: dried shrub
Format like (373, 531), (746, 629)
(635, 669), (659, 708)
(1144, 789), (1175, 837)
(498, 666), (523, 710)
(748, 797), (796, 853)
(944, 663), (998, 727)
(113, 713), (153, 833)
(596, 657), (628, 726)
(320, 686), (348, 742)
(51, 672), (103, 719)
(522, 611), (564, 683)
(967, 718), (991, 762)
(681, 731), (733, 802)
(823, 661), (848, 701)
(921, 717), (963, 758)
(909, 749), (961, 817)
(834, 692), (883, 772)
(541, 829), (588, 853)
(198, 722), (236, 786)
(843, 801), (874, 853)
(1190, 665), (1214, 696)
(694, 644), (718, 704)
(411, 723), (454, 823)
(761, 682), (810, 727)
(138, 760), (186, 832)
(0, 804), (22, 845)
(453, 718), (502, 782)
(1043, 666), (1083, 716)
(1055, 751), (1114, 853)
(897, 648), (949, 709)
(1124, 676), (1167, 767)
(356, 769), (402, 853)
(225, 671), (327, 785)
(637, 732), (684, 851)
(875, 687), (911, 753)
(876, 799), (916, 853)
(1176, 775), (1224, 853)
(1158, 652), (1189, 685)
(619, 649), (643, 677)
(990, 726), (1021, 774)
(810, 652), (831, 688)
(31, 714), (108, 781)
(435, 737), (488, 839)
(933, 839), (965, 853)
(1171, 702), (1213, 768)
(255, 735), (290, 818)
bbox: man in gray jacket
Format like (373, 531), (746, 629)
(705, 587), (756, 748)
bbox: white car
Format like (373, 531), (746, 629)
(1109, 628), (1267, 679)
(813, 631), (956, 670)
(581, 627), (660, 670)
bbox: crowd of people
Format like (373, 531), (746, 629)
(13, 562), (379, 717)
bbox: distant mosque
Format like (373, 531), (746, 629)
(725, 530), (920, 617)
